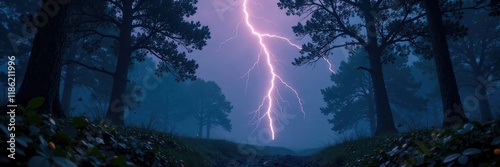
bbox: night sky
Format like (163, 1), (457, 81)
(184, 0), (350, 150)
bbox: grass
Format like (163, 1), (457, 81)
(313, 121), (500, 166)
(2, 99), (499, 166)
(0, 109), (295, 167)
(313, 133), (399, 166)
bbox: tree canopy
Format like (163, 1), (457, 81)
(180, 80), (233, 138)
(322, 49), (426, 134)
(70, 0), (211, 124)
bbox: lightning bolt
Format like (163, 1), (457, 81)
(218, 0), (335, 140)
(323, 57), (335, 73)
(242, 0), (307, 140)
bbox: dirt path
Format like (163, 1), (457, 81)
(217, 155), (324, 167)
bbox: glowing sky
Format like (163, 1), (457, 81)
(188, 0), (349, 149)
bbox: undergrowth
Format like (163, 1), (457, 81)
(314, 121), (500, 166)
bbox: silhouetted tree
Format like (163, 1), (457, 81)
(0, 0), (38, 86)
(71, 0), (211, 125)
(278, 0), (430, 134)
(448, 8), (500, 121)
(409, 61), (444, 127)
(61, 37), (117, 115)
(0, 0), (38, 57)
(321, 50), (374, 134)
(322, 49), (426, 135)
(126, 57), (184, 131)
(15, 0), (71, 118)
(487, 0), (500, 16)
(182, 80), (232, 139)
(421, 0), (470, 127)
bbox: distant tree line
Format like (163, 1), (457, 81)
(125, 58), (232, 138)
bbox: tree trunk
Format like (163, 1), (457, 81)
(368, 50), (397, 135)
(15, 0), (70, 118)
(367, 89), (376, 136)
(105, 0), (133, 125)
(206, 121), (211, 139)
(198, 119), (203, 138)
(472, 63), (492, 121)
(61, 61), (76, 111)
(477, 86), (492, 121)
(61, 43), (80, 111)
(423, 0), (469, 127)
(361, 3), (397, 135)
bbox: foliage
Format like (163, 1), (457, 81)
(277, 0), (426, 65)
(70, 0), (211, 81)
(313, 121), (500, 166)
(321, 50), (372, 133)
(413, 6), (500, 121)
(449, 6), (500, 83)
(313, 133), (399, 166)
(126, 57), (185, 131)
(62, 29), (118, 111)
(0, 0), (38, 84)
(411, 0), (491, 59)
(358, 121), (500, 166)
(0, 98), (292, 166)
(278, 0), (431, 134)
(0, 99), (213, 166)
(321, 49), (426, 133)
(179, 79), (233, 137)
(0, 0), (38, 57)
(448, 6), (500, 120)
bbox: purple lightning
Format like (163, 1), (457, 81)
(219, 0), (335, 140)
(323, 57), (335, 73)
(242, 0), (307, 140)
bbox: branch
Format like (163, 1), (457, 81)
(132, 0), (147, 12)
(339, 0), (362, 8)
(325, 1), (366, 44)
(381, 56), (391, 64)
(103, 0), (123, 11)
(131, 28), (161, 51)
(64, 60), (114, 77)
(481, 59), (500, 74)
(357, 66), (372, 73)
(384, 15), (427, 46)
(75, 1), (122, 27)
(71, 29), (119, 40)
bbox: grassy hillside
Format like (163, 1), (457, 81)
(313, 121), (500, 166)
(0, 111), (295, 167)
(2, 109), (499, 166)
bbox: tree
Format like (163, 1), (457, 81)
(15, 0), (71, 118)
(421, 0), (469, 127)
(321, 50), (374, 134)
(448, 7), (500, 121)
(71, 0), (211, 125)
(61, 37), (117, 115)
(278, 0), (430, 134)
(487, 0), (500, 16)
(0, 0), (38, 57)
(321, 49), (426, 135)
(126, 57), (183, 131)
(181, 80), (232, 139)
(0, 0), (39, 86)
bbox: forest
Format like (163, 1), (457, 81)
(0, 0), (499, 166)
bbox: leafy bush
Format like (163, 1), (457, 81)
(358, 121), (500, 166)
(0, 97), (201, 167)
